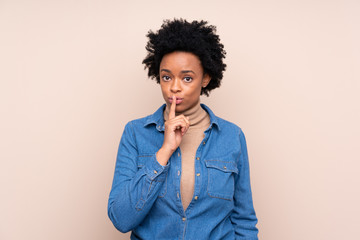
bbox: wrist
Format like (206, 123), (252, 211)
(156, 147), (174, 166)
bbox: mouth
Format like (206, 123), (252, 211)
(168, 97), (183, 104)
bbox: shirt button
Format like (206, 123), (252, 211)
(196, 173), (200, 177)
(182, 217), (186, 221)
(177, 192), (180, 198)
(154, 170), (158, 174)
(194, 196), (198, 200)
(178, 152), (180, 157)
(196, 157), (200, 160)
(203, 141), (206, 145)
(178, 170), (180, 176)
(223, 166), (227, 170)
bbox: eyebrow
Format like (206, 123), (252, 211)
(160, 69), (196, 75)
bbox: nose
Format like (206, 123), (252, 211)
(170, 78), (182, 93)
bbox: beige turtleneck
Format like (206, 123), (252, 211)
(164, 102), (210, 210)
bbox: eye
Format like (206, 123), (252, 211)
(162, 75), (171, 82)
(183, 76), (193, 83)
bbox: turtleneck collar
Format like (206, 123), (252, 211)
(164, 101), (210, 128)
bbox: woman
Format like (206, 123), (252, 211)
(108, 19), (258, 240)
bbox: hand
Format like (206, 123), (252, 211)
(156, 95), (190, 165)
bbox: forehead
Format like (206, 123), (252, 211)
(160, 51), (203, 72)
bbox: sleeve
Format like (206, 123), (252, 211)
(107, 121), (169, 233)
(230, 129), (259, 239)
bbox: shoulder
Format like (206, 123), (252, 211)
(215, 116), (247, 146)
(126, 115), (149, 127)
(217, 117), (242, 133)
(124, 104), (166, 130)
(201, 104), (244, 137)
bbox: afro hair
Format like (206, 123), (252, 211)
(142, 19), (226, 96)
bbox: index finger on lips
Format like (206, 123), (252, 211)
(169, 95), (176, 119)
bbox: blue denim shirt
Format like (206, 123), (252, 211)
(108, 104), (258, 240)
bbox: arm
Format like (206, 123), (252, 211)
(108, 98), (190, 233)
(230, 129), (259, 239)
(107, 121), (169, 233)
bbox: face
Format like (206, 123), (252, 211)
(159, 51), (210, 113)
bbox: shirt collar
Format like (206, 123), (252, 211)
(144, 104), (167, 131)
(200, 103), (220, 131)
(144, 103), (220, 132)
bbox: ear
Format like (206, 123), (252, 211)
(201, 74), (211, 88)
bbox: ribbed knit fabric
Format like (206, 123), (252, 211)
(164, 102), (210, 210)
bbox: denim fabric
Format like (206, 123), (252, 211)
(108, 104), (258, 240)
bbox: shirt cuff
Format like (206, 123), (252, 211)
(146, 153), (170, 181)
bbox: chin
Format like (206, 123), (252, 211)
(176, 105), (188, 112)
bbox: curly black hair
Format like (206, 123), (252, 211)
(142, 19), (226, 96)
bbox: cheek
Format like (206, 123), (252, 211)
(160, 84), (167, 93)
(186, 84), (202, 97)
(160, 84), (169, 99)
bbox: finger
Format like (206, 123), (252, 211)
(173, 115), (190, 125)
(178, 120), (189, 135)
(169, 95), (176, 119)
(184, 117), (190, 135)
(184, 116), (190, 126)
(170, 119), (188, 132)
(181, 124), (187, 135)
(177, 115), (190, 131)
(179, 115), (190, 134)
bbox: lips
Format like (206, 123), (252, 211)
(169, 97), (183, 104)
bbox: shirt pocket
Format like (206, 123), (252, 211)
(205, 160), (238, 201)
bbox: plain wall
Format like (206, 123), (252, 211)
(1, 0), (359, 239)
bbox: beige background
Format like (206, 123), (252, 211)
(1, 0), (359, 239)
